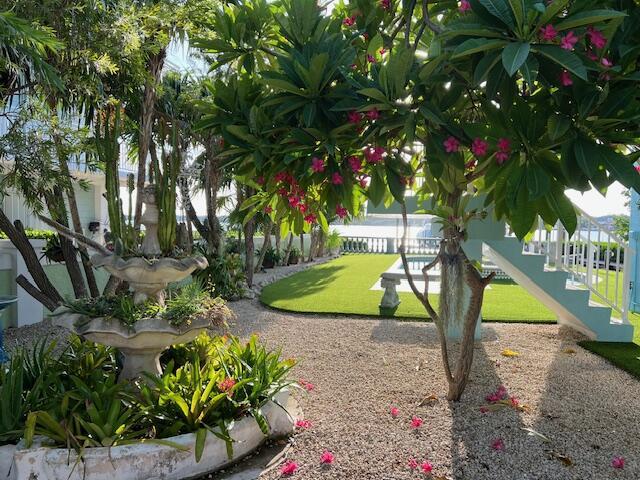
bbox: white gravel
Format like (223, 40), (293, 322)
(4, 257), (640, 479)
(226, 302), (640, 480)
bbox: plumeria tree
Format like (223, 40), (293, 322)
(199, 0), (640, 400)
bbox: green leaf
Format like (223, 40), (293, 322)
(533, 45), (587, 80)
(573, 137), (600, 178)
(368, 169), (386, 206)
(451, 38), (507, 59)
(479, 0), (516, 29)
(525, 165), (550, 200)
(546, 188), (577, 235)
(547, 114), (571, 141)
(474, 51), (501, 85)
(195, 428), (207, 463)
(506, 0), (525, 29)
(602, 148), (640, 191)
(511, 187), (537, 239)
(520, 56), (539, 87)
(555, 10), (627, 31)
(357, 88), (388, 103)
(502, 42), (530, 76)
(537, 0), (569, 27)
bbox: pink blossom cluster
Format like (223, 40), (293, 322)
(364, 145), (386, 163)
(408, 457), (434, 474)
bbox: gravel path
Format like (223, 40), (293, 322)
(4, 258), (640, 479)
(224, 301), (640, 480)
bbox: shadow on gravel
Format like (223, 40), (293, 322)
(448, 342), (529, 480)
(530, 339), (640, 479)
(369, 321), (499, 348)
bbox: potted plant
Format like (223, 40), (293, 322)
(261, 246), (281, 269)
(287, 246), (301, 265)
(326, 229), (342, 256)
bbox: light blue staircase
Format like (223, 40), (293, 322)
(485, 237), (635, 342)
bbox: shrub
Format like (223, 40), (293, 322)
(287, 246), (301, 265)
(193, 249), (247, 300)
(261, 247), (281, 268)
(326, 229), (341, 251)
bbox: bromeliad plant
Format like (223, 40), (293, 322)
(5, 334), (296, 463)
(199, 0), (640, 400)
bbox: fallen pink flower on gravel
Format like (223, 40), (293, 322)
(410, 416), (423, 429)
(408, 458), (419, 469)
(491, 438), (505, 451)
(479, 406), (489, 414)
(298, 379), (314, 391)
(421, 461), (433, 474)
(612, 456), (625, 469)
(320, 450), (335, 464)
(390, 406), (399, 418)
(295, 419), (312, 429)
(280, 460), (298, 476)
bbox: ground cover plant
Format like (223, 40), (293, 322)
(0, 334), (295, 462)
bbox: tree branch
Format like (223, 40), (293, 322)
(37, 216), (111, 255)
(16, 275), (59, 311)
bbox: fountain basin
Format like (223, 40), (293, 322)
(91, 254), (208, 304)
(52, 310), (226, 380)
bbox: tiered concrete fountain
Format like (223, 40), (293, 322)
(53, 185), (210, 380)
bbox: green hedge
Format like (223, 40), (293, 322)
(0, 228), (57, 241)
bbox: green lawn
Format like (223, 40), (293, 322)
(578, 271), (640, 379)
(261, 254), (556, 322)
(261, 254), (640, 379)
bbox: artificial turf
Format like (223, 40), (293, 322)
(260, 254), (556, 322)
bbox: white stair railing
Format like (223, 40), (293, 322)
(522, 207), (632, 324)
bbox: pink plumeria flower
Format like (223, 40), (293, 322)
(367, 54), (376, 63)
(380, 0), (391, 10)
(560, 31), (579, 50)
(364, 146), (385, 163)
(366, 108), (380, 120)
(320, 450), (335, 464)
(635, 165), (640, 173)
(601, 57), (613, 68)
(539, 24), (558, 41)
(390, 406), (399, 418)
(298, 379), (314, 391)
(336, 204), (348, 219)
(311, 157), (325, 173)
(471, 138), (488, 157)
(587, 26), (607, 49)
(560, 70), (573, 86)
(348, 110), (362, 124)
(331, 172), (344, 185)
(348, 155), (362, 172)
(497, 138), (511, 153)
(408, 458), (419, 470)
(459, 0), (471, 13)
(421, 461), (433, 474)
(443, 136), (460, 153)
(359, 176), (369, 188)
(295, 419), (312, 429)
(264, 206), (273, 214)
(496, 151), (509, 164)
(280, 460), (298, 476)
(586, 49), (599, 61)
(304, 213), (317, 224)
(611, 456), (625, 469)
(343, 16), (356, 27)
(410, 416), (423, 429)
(491, 438), (505, 451)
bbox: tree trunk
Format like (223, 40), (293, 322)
(0, 210), (63, 308)
(244, 218), (255, 286)
(254, 220), (272, 273)
(300, 234), (304, 259)
(316, 229), (325, 257)
(282, 235), (294, 265)
(274, 222), (282, 263)
(56, 149), (99, 297)
(203, 141), (223, 255)
(46, 190), (87, 298)
(306, 229), (317, 262)
(134, 49), (166, 230)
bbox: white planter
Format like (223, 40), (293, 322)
(1, 391), (299, 480)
